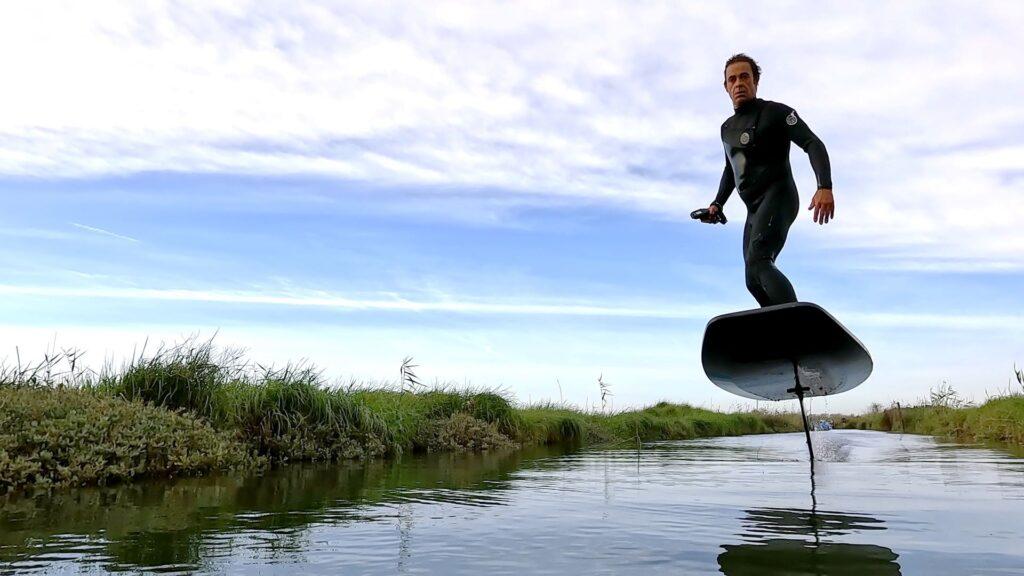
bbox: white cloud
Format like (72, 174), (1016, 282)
(0, 227), (76, 241)
(1, 1), (1022, 269)
(0, 283), (1020, 332)
(0, 283), (717, 319)
(842, 311), (1023, 331)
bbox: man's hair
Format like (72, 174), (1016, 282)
(723, 53), (761, 85)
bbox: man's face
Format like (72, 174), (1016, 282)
(724, 62), (757, 108)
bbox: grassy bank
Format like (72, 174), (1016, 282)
(0, 340), (803, 493)
(838, 396), (1024, 446)
(0, 387), (260, 491)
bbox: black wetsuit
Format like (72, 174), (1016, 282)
(714, 98), (832, 307)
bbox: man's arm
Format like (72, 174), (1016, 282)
(784, 107), (831, 189)
(712, 150), (735, 210)
(784, 106), (834, 224)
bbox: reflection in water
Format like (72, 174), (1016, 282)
(715, 443), (901, 576)
(718, 538), (900, 576)
(0, 445), (566, 573)
(742, 507), (887, 540)
(1, 431), (1022, 574)
(719, 498), (900, 575)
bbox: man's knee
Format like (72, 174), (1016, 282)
(745, 256), (796, 306)
(745, 257), (771, 278)
(744, 258), (768, 294)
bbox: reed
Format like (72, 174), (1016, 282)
(109, 338), (237, 418)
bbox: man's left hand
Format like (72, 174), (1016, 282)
(808, 188), (834, 224)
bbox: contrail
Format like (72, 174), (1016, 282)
(71, 223), (139, 243)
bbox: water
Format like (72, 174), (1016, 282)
(2, 430), (1023, 575)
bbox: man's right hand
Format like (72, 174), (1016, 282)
(691, 204), (727, 224)
(704, 203), (728, 224)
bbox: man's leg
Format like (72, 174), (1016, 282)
(743, 183), (799, 307)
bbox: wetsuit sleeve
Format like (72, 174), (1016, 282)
(713, 148), (735, 206)
(784, 107), (832, 190)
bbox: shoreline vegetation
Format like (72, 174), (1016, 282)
(0, 339), (803, 493)
(2, 340), (1021, 493)
(837, 393), (1024, 447)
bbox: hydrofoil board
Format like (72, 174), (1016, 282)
(701, 302), (872, 401)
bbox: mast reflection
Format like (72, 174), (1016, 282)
(717, 507), (901, 575)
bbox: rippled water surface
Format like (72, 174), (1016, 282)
(2, 430), (1023, 574)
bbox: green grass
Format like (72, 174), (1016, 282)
(592, 401), (802, 442)
(0, 386), (259, 492)
(516, 401), (803, 446)
(839, 396), (1024, 446)
(0, 338), (809, 492)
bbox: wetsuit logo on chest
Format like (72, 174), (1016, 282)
(740, 132), (750, 145)
(786, 111), (798, 126)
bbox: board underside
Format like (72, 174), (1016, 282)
(701, 302), (872, 401)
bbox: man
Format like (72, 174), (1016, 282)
(699, 53), (834, 307)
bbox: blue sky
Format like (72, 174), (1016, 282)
(1, 1), (1021, 412)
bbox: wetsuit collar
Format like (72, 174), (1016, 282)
(734, 97), (762, 114)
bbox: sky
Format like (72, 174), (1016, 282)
(1, 1), (1022, 413)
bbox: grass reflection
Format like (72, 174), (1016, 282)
(0, 444), (568, 572)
